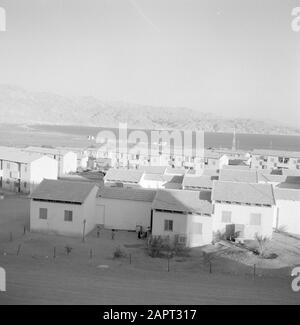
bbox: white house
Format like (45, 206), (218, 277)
(151, 189), (213, 247)
(24, 146), (77, 176)
(202, 150), (229, 170)
(274, 188), (300, 235)
(251, 149), (300, 170)
(140, 173), (165, 189)
(212, 181), (276, 240)
(103, 168), (144, 188)
(138, 166), (167, 189)
(97, 187), (156, 230)
(30, 179), (98, 236)
(0, 147), (58, 194)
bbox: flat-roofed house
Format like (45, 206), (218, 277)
(103, 168), (144, 188)
(30, 179), (98, 236)
(24, 146), (77, 176)
(182, 175), (213, 191)
(212, 181), (276, 240)
(97, 187), (156, 230)
(151, 189), (213, 247)
(251, 149), (300, 170)
(274, 188), (300, 235)
(219, 169), (258, 183)
(202, 150), (229, 170)
(140, 173), (165, 189)
(0, 147), (58, 193)
(138, 166), (167, 189)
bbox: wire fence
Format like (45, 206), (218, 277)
(0, 227), (296, 281)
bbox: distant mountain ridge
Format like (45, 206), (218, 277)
(0, 84), (299, 135)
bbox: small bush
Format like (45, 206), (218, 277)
(113, 246), (126, 259)
(254, 234), (270, 258)
(65, 245), (73, 255)
(213, 231), (226, 244)
(148, 236), (165, 258)
(173, 236), (190, 257)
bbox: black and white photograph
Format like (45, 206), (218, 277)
(0, 0), (300, 308)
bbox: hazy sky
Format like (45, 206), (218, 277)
(0, 0), (299, 126)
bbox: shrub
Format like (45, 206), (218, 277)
(148, 236), (165, 258)
(113, 246), (126, 259)
(212, 231), (226, 244)
(254, 234), (270, 258)
(65, 245), (73, 255)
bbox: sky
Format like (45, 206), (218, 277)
(0, 0), (299, 126)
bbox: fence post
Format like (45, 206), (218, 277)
(9, 232), (13, 242)
(53, 247), (56, 259)
(90, 248), (93, 259)
(253, 264), (256, 278)
(167, 255), (170, 272)
(23, 226), (26, 235)
(209, 261), (212, 274)
(129, 253), (132, 265)
(17, 244), (21, 256)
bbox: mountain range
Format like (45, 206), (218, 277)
(0, 84), (299, 135)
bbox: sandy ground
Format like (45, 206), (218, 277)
(0, 194), (299, 304)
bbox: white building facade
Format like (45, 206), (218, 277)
(212, 181), (276, 240)
(30, 180), (98, 236)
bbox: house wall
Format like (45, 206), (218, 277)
(0, 160), (29, 193)
(151, 210), (212, 247)
(251, 155), (300, 170)
(186, 214), (213, 247)
(30, 200), (86, 236)
(219, 155), (229, 169)
(139, 178), (164, 189)
(0, 156), (57, 194)
(29, 156), (58, 184)
(96, 197), (152, 230)
(213, 202), (275, 239)
(62, 152), (77, 174)
(82, 186), (98, 234)
(275, 200), (300, 235)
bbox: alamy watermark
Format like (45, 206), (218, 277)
(291, 266), (300, 292)
(291, 7), (300, 32)
(0, 267), (5, 292)
(0, 6), (6, 32)
(95, 123), (205, 163)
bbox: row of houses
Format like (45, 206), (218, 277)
(0, 146), (78, 193)
(90, 144), (244, 171)
(29, 173), (300, 247)
(87, 145), (300, 172)
(102, 166), (300, 190)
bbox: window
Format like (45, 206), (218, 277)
(221, 211), (232, 223)
(250, 213), (261, 226)
(39, 208), (47, 220)
(164, 220), (173, 231)
(64, 210), (73, 222)
(192, 222), (203, 234)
